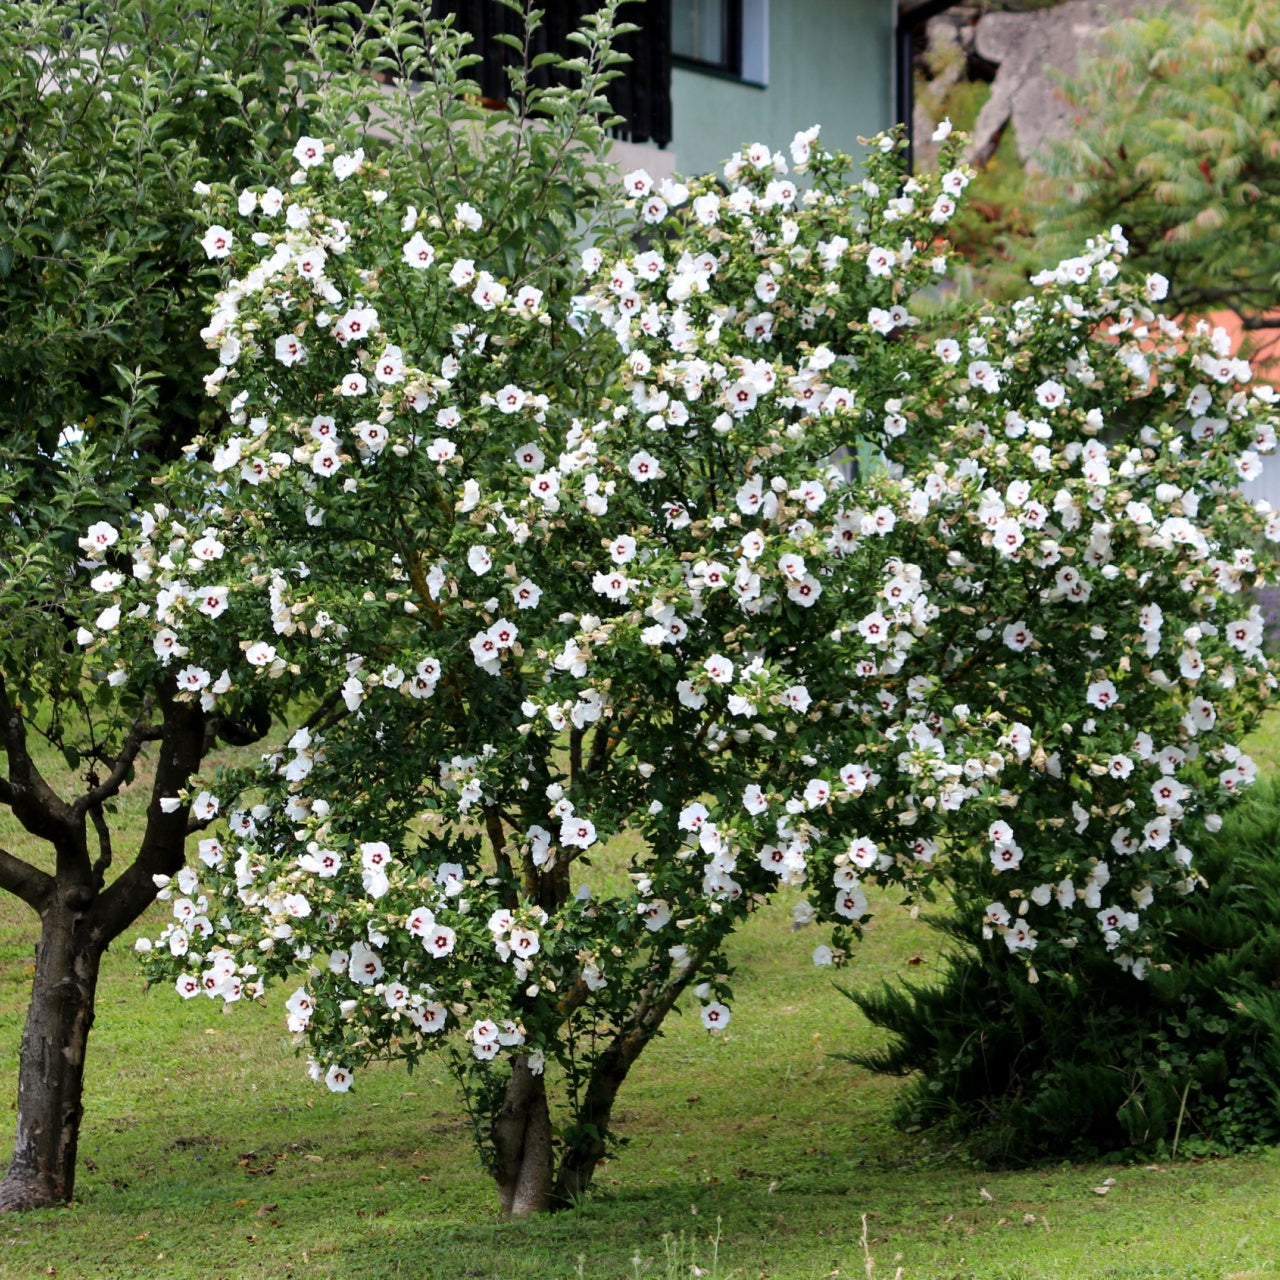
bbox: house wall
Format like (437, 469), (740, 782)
(1241, 471), (1280, 516)
(667, 0), (894, 178)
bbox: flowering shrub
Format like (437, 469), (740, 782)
(79, 56), (1278, 1210)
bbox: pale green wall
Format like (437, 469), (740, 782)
(669, 0), (893, 178)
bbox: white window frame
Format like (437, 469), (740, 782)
(740, 0), (769, 86)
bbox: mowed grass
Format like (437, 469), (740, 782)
(1, 720), (1280, 1278)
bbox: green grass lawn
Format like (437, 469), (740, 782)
(3, 722), (1280, 1278)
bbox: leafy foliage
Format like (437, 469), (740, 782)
(0, 0), (361, 817)
(1031, 0), (1280, 338)
(0, 0), (321, 477)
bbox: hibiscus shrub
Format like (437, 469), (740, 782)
(77, 4), (1280, 1215)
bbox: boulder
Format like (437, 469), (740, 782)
(965, 0), (1146, 170)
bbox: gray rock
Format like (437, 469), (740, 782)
(964, 0), (1146, 170)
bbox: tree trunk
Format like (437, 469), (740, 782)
(551, 950), (714, 1207)
(0, 903), (102, 1211)
(551, 1031), (638, 1207)
(491, 1056), (555, 1217)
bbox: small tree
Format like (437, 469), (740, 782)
(0, 0), (351, 1211)
(121, 54), (1278, 1214)
(1031, 0), (1280, 340)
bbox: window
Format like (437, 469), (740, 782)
(671, 0), (767, 85)
(672, 0), (740, 74)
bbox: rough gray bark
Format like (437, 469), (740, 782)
(0, 901), (102, 1211)
(0, 685), (209, 1211)
(492, 1056), (555, 1218)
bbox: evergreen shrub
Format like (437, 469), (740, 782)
(844, 776), (1280, 1163)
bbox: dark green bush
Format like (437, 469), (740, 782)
(843, 778), (1280, 1164)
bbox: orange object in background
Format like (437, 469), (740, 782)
(1205, 310), (1280, 379)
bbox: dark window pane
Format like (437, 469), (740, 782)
(672, 0), (727, 66)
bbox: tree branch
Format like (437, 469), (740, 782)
(585, 706), (637, 777)
(87, 686), (206, 945)
(1239, 314), (1280, 333)
(88, 803), (113, 890)
(184, 811), (217, 837)
(303, 688), (346, 733)
(485, 805), (524, 908)
(0, 668), (73, 839)
(203, 711), (268, 754)
(1168, 284), (1280, 331)
(550, 928), (727, 1204)
(71, 702), (163, 818)
(0, 844), (55, 913)
(568, 726), (584, 785)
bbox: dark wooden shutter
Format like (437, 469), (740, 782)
(607, 0), (672, 146)
(432, 1), (672, 147)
